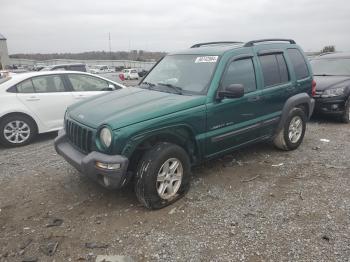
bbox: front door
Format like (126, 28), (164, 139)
(205, 56), (264, 158)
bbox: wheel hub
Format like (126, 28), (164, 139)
(288, 116), (303, 143)
(3, 120), (30, 144)
(156, 158), (183, 200)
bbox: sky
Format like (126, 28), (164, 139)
(1, 0), (349, 54)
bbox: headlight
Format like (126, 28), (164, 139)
(322, 86), (345, 97)
(100, 127), (112, 148)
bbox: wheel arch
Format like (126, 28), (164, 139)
(275, 93), (314, 135)
(0, 112), (39, 134)
(123, 125), (200, 173)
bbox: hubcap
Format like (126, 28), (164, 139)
(288, 116), (303, 143)
(156, 158), (183, 200)
(3, 120), (31, 144)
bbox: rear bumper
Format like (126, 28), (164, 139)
(54, 129), (129, 189)
(314, 96), (346, 115)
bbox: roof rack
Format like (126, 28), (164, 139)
(243, 39), (296, 47)
(191, 41), (243, 48)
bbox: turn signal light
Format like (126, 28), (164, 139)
(95, 162), (121, 170)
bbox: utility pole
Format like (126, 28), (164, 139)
(108, 32), (112, 59)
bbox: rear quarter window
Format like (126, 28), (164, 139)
(287, 49), (309, 80)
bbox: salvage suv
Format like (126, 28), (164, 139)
(55, 39), (315, 209)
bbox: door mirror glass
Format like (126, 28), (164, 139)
(218, 84), (244, 99)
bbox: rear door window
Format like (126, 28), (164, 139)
(287, 49), (309, 80)
(32, 75), (66, 93)
(259, 54), (289, 87)
(17, 79), (35, 93)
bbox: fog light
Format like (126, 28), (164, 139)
(95, 161), (121, 170)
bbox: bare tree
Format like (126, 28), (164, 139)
(321, 45), (336, 53)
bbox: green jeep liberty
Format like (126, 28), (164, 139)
(55, 39), (315, 209)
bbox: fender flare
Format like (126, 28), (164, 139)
(121, 124), (201, 164)
(276, 93), (315, 133)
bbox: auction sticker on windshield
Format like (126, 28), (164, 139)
(195, 56), (218, 63)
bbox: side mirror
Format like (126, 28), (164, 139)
(218, 84), (244, 99)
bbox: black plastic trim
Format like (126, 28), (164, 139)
(244, 39), (296, 47)
(211, 117), (280, 142)
(257, 49), (284, 55)
(191, 41), (243, 48)
(275, 93), (315, 134)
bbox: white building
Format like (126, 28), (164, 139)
(0, 33), (10, 69)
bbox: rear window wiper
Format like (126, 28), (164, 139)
(157, 83), (183, 94)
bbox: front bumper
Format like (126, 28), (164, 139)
(54, 129), (129, 189)
(314, 95), (346, 115)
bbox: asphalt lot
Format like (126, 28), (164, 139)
(0, 112), (349, 261)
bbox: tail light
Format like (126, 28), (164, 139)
(312, 80), (316, 97)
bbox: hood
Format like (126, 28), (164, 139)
(68, 87), (206, 129)
(314, 76), (350, 91)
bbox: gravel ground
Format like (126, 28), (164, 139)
(0, 118), (349, 262)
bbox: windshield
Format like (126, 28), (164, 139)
(311, 58), (350, 76)
(141, 54), (219, 95)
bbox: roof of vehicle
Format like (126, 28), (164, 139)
(0, 33), (6, 40)
(314, 52), (350, 59)
(0, 71), (126, 88)
(171, 39), (297, 56)
(49, 63), (86, 67)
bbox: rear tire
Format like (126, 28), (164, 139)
(273, 108), (307, 151)
(341, 98), (350, 123)
(134, 142), (191, 209)
(0, 114), (37, 147)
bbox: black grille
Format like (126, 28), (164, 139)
(314, 90), (323, 97)
(65, 119), (93, 153)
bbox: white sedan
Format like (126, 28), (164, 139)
(0, 71), (125, 147)
(122, 69), (139, 80)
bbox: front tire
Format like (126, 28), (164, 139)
(341, 98), (350, 123)
(0, 114), (37, 147)
(134, 142), (191, 209)
(273, 108), (307, 151)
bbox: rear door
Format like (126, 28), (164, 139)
(65, 74), (116, 101)
(16, 74), (74, 130)
(255, 51), (293, 135)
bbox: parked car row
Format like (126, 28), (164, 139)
(1, 39), (349, 210)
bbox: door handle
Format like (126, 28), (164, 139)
(287, 86), (295, 91)
(248, 96), (261, 102)
(26, 96), (40, 101)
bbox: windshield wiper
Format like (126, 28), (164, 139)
(157, 83), (183, 94)
(140, 81), (156, 89)
(314, 74), (337, 76)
